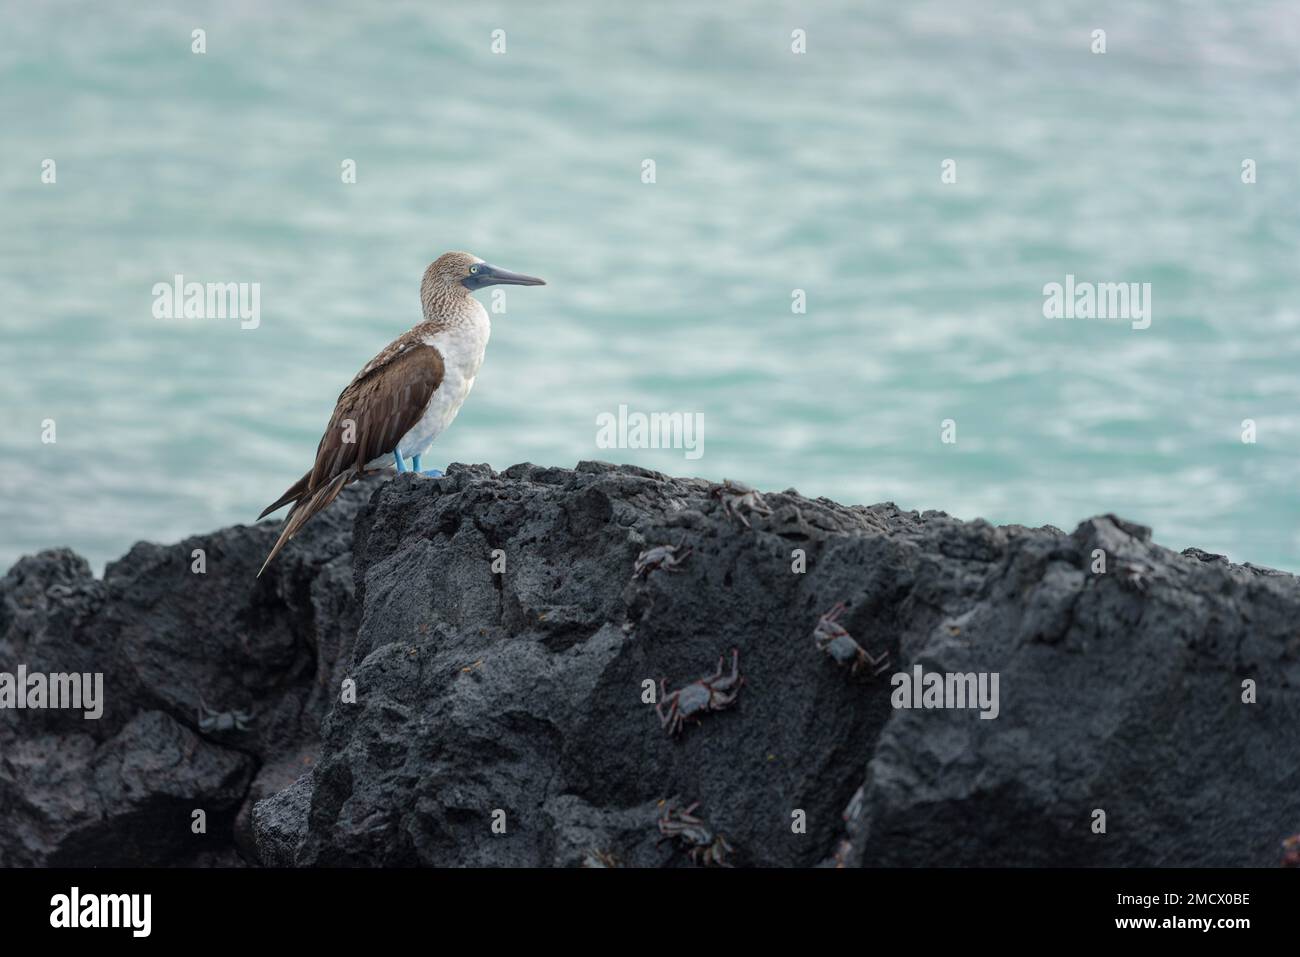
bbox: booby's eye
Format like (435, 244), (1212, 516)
(469, 264), (480, 274)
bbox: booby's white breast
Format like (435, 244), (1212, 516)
(391, 302), (492, 462)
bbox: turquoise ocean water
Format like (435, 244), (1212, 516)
(2, 1), (1299, 573)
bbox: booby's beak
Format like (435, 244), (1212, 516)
(463, 262), (546, 290)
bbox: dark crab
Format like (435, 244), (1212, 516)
(633, 541), (693, 580)
(197, 696), (254, 734)
(710, 479), (772, 528)
(658, 801), (734, 867)
(814, 602), (890, 678)
(656, 648), (744, 736)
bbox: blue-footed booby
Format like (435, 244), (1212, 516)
(257, 251), (544, 575)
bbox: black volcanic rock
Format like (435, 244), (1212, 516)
(0, 477), (383, 866)
(3, 463), (1298, 867)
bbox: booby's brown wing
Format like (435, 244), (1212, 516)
(306, 342), (446, 491)
(256, 341), (444, 575)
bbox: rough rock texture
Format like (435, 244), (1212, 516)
(3, 463), (1299, 867)
(0, 477), (383, 866)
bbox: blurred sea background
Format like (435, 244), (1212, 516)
(2, 0), (1299, 574)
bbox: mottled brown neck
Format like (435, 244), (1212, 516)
(421, 282), (478, 323)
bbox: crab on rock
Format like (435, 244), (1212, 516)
(658, 801), (734, 867)
(709, 479), (772, 528)
(655, 648), (744, 736)
(197, 696), (254, 734)
(633, 542), (693, 580)
(814, 602), (890, 678)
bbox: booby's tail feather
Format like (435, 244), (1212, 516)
(258, 469), (313, 519)
(257, 470), (355, 577)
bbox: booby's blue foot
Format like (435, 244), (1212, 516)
(410, 455), (443, 477)
(394, 448), (409, 474)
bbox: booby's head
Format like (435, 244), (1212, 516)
(421, 251), (544, 320)
(424, 250), (544, 295)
